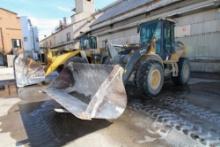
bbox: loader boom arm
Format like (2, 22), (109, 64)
(45, 50), (80, 76)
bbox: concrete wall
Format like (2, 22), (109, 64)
(175, 9), (220, 72)
(0, 9), (23, 54)
(96, 27), (138, 47)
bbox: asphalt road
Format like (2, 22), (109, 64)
(0, 73), (220, 147)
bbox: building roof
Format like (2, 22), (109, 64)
(0, 8), (17, 15)
(93, 0), (152, 25)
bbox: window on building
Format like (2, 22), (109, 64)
(11, 39), (22, 48)
(24, 37), (28, 42)
(66, 32), (71, 42)
(0, 53), (4, 66)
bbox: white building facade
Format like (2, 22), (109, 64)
(40, 0), (97, 50)
(20, 16), (40, 59)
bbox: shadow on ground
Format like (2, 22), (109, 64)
(18, 100), (112, 147)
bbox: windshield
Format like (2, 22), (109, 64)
(140, 21), (161, 48)
(80, 36), (97, 50)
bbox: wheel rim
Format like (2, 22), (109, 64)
(150, 69), (161, 90)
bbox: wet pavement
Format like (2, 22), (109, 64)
(0, 73), (220, 147)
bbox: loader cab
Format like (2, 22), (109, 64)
(139, 19), (175, 60)
(80, 36), (97, 50)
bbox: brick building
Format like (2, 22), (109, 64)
(0, 8), (23, 56)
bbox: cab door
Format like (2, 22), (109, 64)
(162, 21), (175, 60)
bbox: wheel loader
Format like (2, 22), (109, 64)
(45, 19), (190, 120)
(14, 35), (102, 87)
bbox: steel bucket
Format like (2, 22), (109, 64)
(45, 63), (127, 120)
(14, 54), (45, 88)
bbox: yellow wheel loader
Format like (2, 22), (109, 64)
(45, 19), (190, 120)
(14, 49), (81, 87)
(44, 49), (81, 76)
(14, 35), (101, 87)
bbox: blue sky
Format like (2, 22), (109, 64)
(0, 0), (116, 39)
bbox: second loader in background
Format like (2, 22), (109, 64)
(14, 35), (103, 87)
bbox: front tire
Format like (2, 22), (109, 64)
(136, 62), (164, 96)
(172, 58), (190, 85)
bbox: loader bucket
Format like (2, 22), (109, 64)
(14, 54), (45, 88)
(45, 63), (127, 120)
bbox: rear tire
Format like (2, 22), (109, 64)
(172, 58), (190, 85)
(136, 62), (164, 97)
